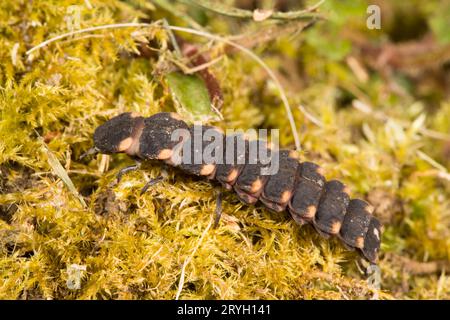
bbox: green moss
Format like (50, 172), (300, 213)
(1, 0), (449, 299)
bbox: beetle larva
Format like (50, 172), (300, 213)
(89, 112), (381, 263)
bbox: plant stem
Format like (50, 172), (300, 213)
(181, 0), (325, 20)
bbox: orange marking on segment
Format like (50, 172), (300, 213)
(118, 137), (133, 152)
(169, 112), (183, 121)
(305, 205), (317, 218)
(289, 150), (299, 159)
(280, 190), (292, 204)
(227, 168), (239, 182)
(157, 149), (173, 160)
(356, 236), (365, 249)
(330, 221), (342, 234)
(343, 186), (351, 196)
(200, 164), (216, 176)
(126, 120), (145, 156)
(250, 178), (263, 194)
(130, 112), (141, 118)
(366, 204), (375, 214)
(316, 166), (325, 176)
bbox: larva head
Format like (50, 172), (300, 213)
(94, 112), (143, 154)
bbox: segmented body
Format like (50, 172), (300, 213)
(93, 112), (382, 263)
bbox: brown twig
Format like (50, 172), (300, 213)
(388, 253), (450, 275)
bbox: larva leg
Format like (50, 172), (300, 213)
(116, 161), (141, 183)
(140, 176), (164, 195)
(79, 147), (99, 160)
(213, 189), (223, 229)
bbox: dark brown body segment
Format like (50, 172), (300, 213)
(234, 140), (272, 204)
(339, 199), (373, 249)
(314, 180), (350, 237)
(94, 112), (144, 154)
(214, 133), (248, 189)
(260, 150), (299, 212)
(178, 125), (224, 177)
(362, 218), (382, 263)
(139, 113), (189, 161)
(288, 162), (325, 224)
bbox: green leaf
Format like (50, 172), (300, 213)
(166, 72), (219, 123)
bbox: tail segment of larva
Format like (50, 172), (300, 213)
(92, 112), (382, 263)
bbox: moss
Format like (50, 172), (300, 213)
(1, 0), (449, 299)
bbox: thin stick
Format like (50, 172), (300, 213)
(184, 56), (224, 74)
(26, 22), (162, 55)
(181, 0), (325, 20)
(298, 104), (323, 127)
(165, 54), (224, 74)
(416, 150), (449, 175)
(163, 18), (182, 57)
(175, 217), (213, 300)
